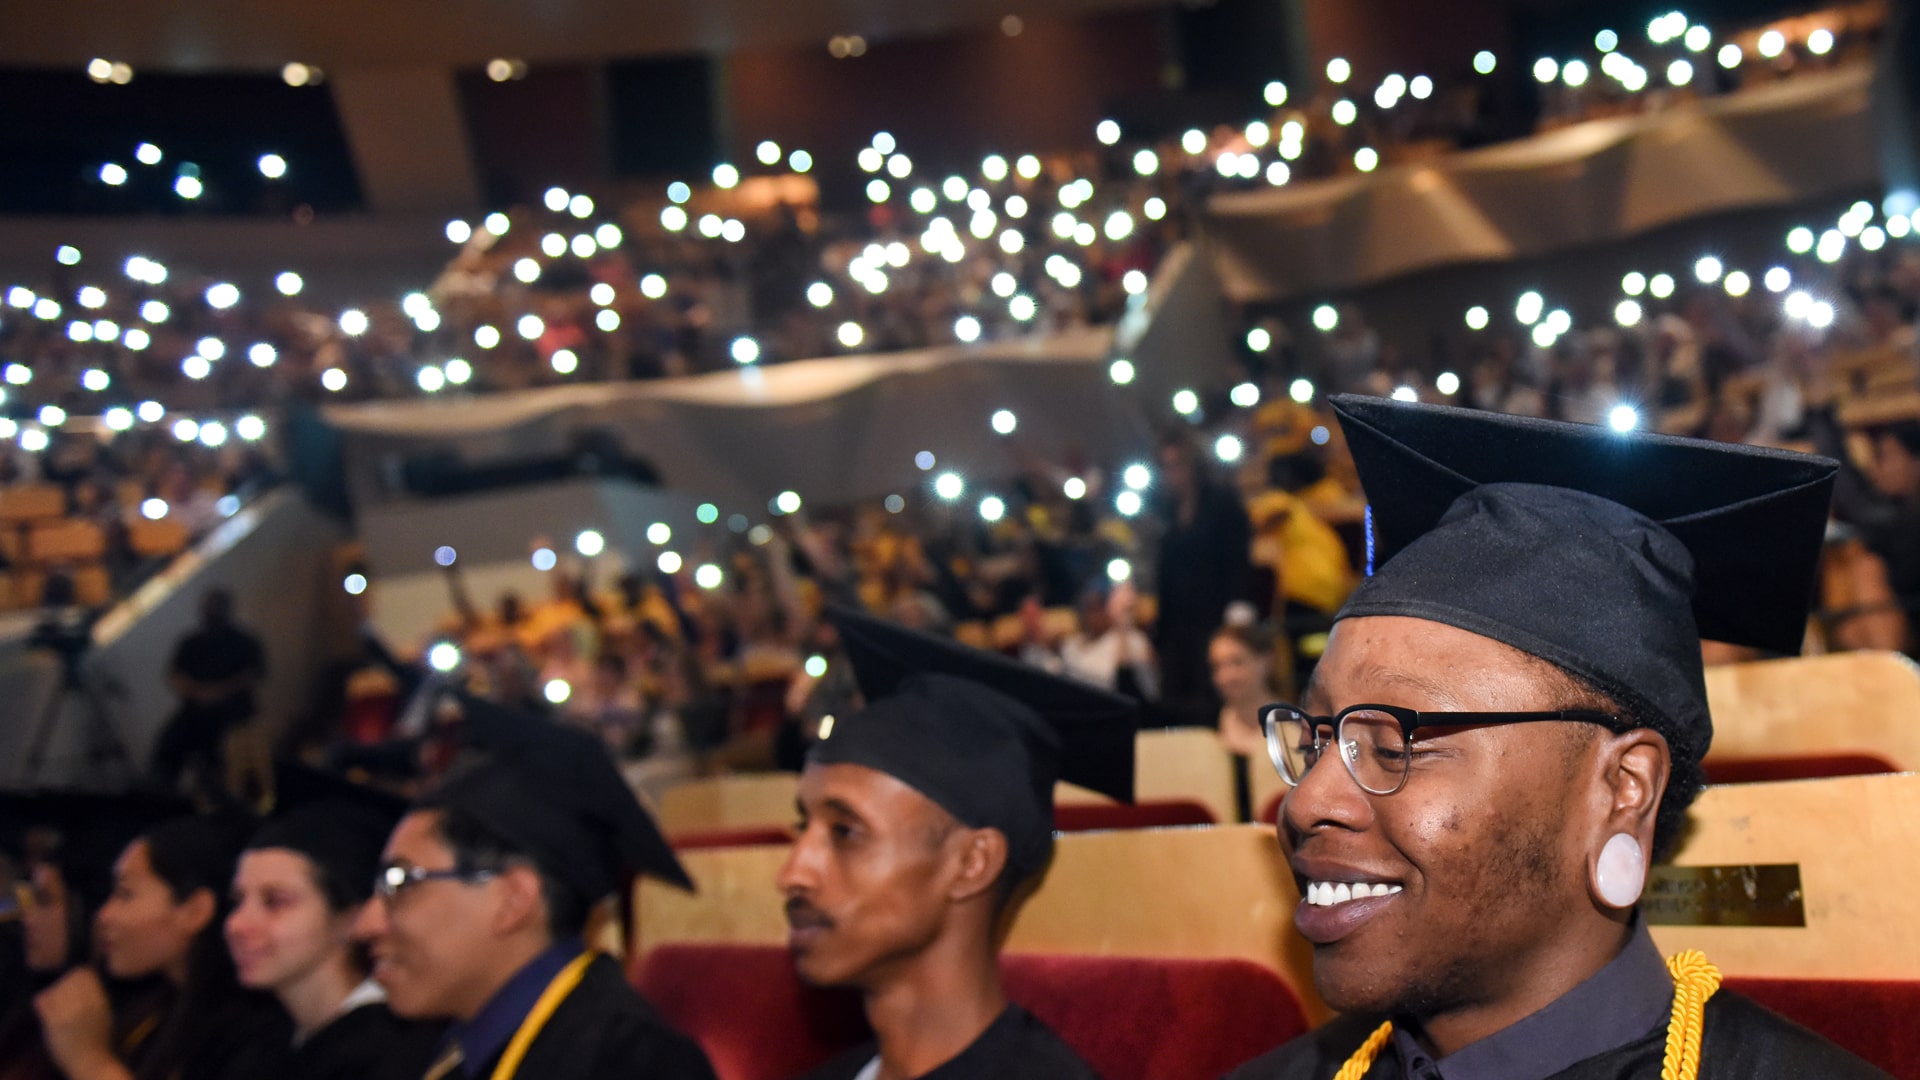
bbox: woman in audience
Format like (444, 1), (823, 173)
(226, 804), (440, 1080)
(1209, 624), (1284, 820)
(32, 815), (289, 1080)
(1, 835), (97, 1080)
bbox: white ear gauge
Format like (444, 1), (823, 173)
(1594, 832), (1646, 908)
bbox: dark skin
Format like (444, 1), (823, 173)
(1283, 615), (1670, 1059)
(777, 763), (1008, 1080)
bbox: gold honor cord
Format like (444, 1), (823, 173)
(489, 951), (598, 1080)
(1333, 951), (1724, 1080)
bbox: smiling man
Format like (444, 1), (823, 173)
(1229, 396), (1887, 1080)
(354, 694), (715, 1080)
(781, 606), (1137, 1080)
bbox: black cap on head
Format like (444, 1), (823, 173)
(813, 606), (1138, 886)
(426, 692), (691, 898)
(1330, 394), (1838, 764)
(247, 762), (411, 912)
(0, 789), (191, 914)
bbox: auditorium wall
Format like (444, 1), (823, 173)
(725, 11), (1168, 200)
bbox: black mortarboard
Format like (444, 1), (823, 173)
(426, 692), (692, 898)
(0, 789), (191, 915)
(1330, 394), (1837, 763)
(247, 762), (412, 910)
(813, 605), (1139, 885)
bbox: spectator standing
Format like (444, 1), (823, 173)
(1151, 436), (1255, 725)
(152, 590), (270, 809)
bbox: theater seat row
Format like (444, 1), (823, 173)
(635, 774), (1920, 1080)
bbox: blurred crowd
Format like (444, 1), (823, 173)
(0, 5), (1877, 424)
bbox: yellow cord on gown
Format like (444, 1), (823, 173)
(1331, 951), (1723, 1080)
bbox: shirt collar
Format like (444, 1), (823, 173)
(449, 939), (584, 1076)
(1391, 920), (1673, 1080)
(295, 979), (390, 1047)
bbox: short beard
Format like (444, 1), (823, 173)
(1379, 788), (1571, 1021)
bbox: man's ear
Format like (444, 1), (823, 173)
(1584, 728), (1670, 909)
(491, 865), (548, 936)
(947, 828), (1009, 905)
(1597, 728), (1669, 843)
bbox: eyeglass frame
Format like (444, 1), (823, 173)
(1260, 702), (1626, 796)
(374, 862), (498, 901)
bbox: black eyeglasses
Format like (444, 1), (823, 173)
(374, 863), (497, 901)
(1261, 702), (1624, 796)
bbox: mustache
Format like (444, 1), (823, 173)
(784, 898), (834, 931)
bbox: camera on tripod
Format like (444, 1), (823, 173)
(26, 571), (97, 687)
(22, 569), (129, 785)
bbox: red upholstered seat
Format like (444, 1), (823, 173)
(1724, 977), (1920, 1078)
(633, 943), (865, 1080)
(1701, 754), (1901, 784)
(631, 943), (1309, 1080)
(1004, 953), (1307, 1080)
(1054, 799), (1217, 832)
(1259, 794), (1283, 826)
(669, 825), (794, 851)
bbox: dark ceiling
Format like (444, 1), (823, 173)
(0, 0), (1170, 71)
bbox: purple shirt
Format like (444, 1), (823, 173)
(1393, 922), (1673, 1080)
(448, 939), (584, 1076)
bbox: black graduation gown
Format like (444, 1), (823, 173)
(128, 988), (294, 1080)
(288, 1002), (443, 1080)
(1222, 990), (1892, 1080)
(465, 954), (716, 1080)
(801, 1004), (1102, 1080)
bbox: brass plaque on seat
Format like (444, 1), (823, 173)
(1644, 864), (1805, 927)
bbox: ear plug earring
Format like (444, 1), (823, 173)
(1594, 832), (1645, 908)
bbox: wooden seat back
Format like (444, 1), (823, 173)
(26, 519), (105, 563)
(127, 517), (190, 558)
(0, 485), (65, 524)
(1703, 652), (1920, 773)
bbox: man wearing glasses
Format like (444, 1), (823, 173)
(1229, 396), (1885, 1079)
(354, 694), (716, 1080)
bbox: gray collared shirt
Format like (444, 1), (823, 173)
(1393, 922), (1673, 1080)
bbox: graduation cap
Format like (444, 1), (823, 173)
(1330, 394), (1838, 761)
(425, 692), (692, 899)
(0, 788), (192, 916)
(813, 605), (1139, 885)
(245, 761), (413, 910)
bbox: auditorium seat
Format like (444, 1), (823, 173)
(70, 563), (111, 606)
(635, 820), (1328, 1031)
(1701, 753), (1900, 784)
(634, 943), (865, 1079)
(660, 730), (1242, 834)
(1725, 978), (1920, 1077)
(632, 944), (1309, 1080)
(953, 621), (992, 650)
(669, 825), (794, 851)
(0, 571), (25, 610)
(1054, 798), (1214, 831)
(1130, 727), (1238, 824)
(656, 772), (800, 834)
(26, 519), (106, 563)
(642, 773), (1920, 1074)
(1702, 652), (1920, 774)
(128, 518), (190, 558)
(0, 485), (66, 524)
(1650, 773), (1920, 1076)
